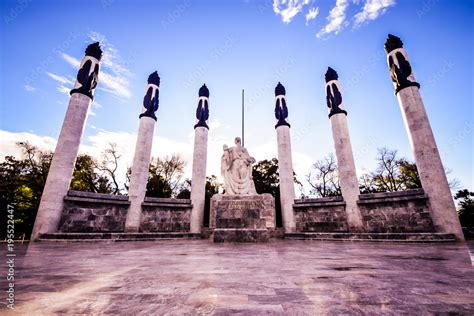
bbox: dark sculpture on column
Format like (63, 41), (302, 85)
(325, 67), (347, 118)
(274, 82), (290, 128)
(70, 42), (103, 100)
(139, 71), (161, 120)
(194, 84), (210, 129)
(385, 34), (420, 95)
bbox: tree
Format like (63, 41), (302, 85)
(70, 155), (113, 194)
(146, 154), (186, 198)
(455, 189), (474, 228)
(97, 142), (122, 194)
(0, 142), (113, 239)
(203, 175), (222, 227)
(306, 154), (341, 197)
(359, 148), (422, 193)
(252, 158), (302, 227)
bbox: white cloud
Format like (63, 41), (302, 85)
(273, 0), (311, 24)
(353, 0), (396, 27)
(316, 0), (349, 38)
(57, 86), (70, 94)
(60, 53), (81, 68)
(305, 7), (319, 25)
(24, 84), (36, 92)
(46, 72), (74, 85)
(0, 130), (57, 161)
(58, 32), (133, 100)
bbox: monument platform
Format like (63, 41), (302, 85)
(210, 194), (275, 242)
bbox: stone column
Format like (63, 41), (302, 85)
(31, 43), (103, 240)
(274, 83), (296, 232)
(124, 72), (161, 232)
(325, 67), (363, 230)
(384, 34), (464, 240)
(190, 84), (210, 233)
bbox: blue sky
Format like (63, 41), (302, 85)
(1, 0), (473, 194)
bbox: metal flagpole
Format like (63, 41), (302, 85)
(242, 89), (245, 147)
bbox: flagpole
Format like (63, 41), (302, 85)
(242, 89), (245, 147)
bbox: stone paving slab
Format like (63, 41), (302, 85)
(0, 240), (473, 315)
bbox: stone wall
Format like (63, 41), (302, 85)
(293, 196), (348, 232)
(358, 188), (434, 233)
(140, 197), (192, 232)
(59, 190), (129, 232)
(59, 191), (192, 233)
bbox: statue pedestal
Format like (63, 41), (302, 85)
(210, 194), (275, 242)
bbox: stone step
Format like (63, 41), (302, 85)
(284, 232), (457, 242)
(38, 232), (202, 242)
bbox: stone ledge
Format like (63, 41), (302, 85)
(294, 196), (343, 204)
(141, 202), (192, 208)
(294, 201), (346, 208)
(357, 194), (427, 204)
(67, 190), (129, 201)
(38, 232), (201, 242)
(284, 232), (456, 242)
(64, 196), (131, 205)
(144, 197), (192, 204)
(359, 188), (425, 200)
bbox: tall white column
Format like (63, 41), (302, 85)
(274, 83), (296, 232)
(31, 43), (103, 240)
(124, 72), (160, 232)
(325, 67), (363, 230)
(190, 85), (210, 233)
(385, 34), (464, 240)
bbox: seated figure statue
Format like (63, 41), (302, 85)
(221, 137), (257, 195)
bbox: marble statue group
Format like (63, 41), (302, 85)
(221, 137), (257, 195)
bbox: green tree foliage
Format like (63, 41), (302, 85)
(359, 148), (422, 193)
(203, 175), (222, 227)
(252, 158), (292, 227)
(146, 154), (186, 198)
(455, 189), (474, 228)
(0, 142), (114, 239)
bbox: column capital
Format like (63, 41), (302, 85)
(325, 67), (347, 118)
(274, 82), (291, 129)
(194, 84), (210, 129)
(384, 34), (420, 95)
(70, 42), (103, 100)
(139, 71), (161, 121)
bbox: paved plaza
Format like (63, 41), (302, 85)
(1, 240), (474, 315)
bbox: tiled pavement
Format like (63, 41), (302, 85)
(1, 240), (473, 315)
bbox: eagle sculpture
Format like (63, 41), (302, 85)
(274, 82), (290, 128)
(140, 71), (160, 120)
(195, 84), (209, 129)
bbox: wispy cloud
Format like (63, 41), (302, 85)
(273, 0), (310, 24)
(317, 0), (349, 38)
(56, 32), (133, 100)
(46, 72), (74, 85)
(24, 84), (36, 92)
(60, 53), (81, 68)
(305, 7), (319, 25)
(353, 0), (396, 27)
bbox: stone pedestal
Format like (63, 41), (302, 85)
(210, 194), (275, 242)
(190, 126), (208, 233)
(31, 93), (92, 240)
(125, 116), (156, 232)
(276, 125), (296, 232)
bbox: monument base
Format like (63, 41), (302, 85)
(210, 194), (275, 243)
